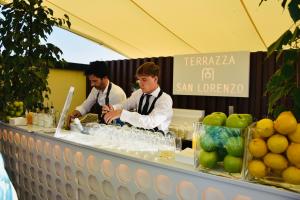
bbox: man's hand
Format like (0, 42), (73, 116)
(104, 110), (122, 124)
(66, 110), (82, 129)
(102, 104), (113, 116)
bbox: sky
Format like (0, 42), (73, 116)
(47, 27), (127, 64)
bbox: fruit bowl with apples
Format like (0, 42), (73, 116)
(194, 112), (253, 178)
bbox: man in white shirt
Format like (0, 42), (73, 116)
(67, 61), (126, 128)
(103, 62), (173, 133)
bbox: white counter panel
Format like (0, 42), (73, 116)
(0, 122), (299, 200)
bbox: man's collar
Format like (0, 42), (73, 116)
(145, 86), (160, 97)
(100, 80), (110, 94)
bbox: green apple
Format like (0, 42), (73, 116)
(225, 136), (244, 157)
(203, 114), (225, 126)
(239, 114), (253, 125)
(211, 112), (227, 122)
(200, 133), (217, 152)
(225, 114), (248, 129)
(199, 150), (218, 169)
(223, 155), (243, 173)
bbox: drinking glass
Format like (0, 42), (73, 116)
(175, 136), (182, 151)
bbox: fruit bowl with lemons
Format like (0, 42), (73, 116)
(194, 112), (252, 179)
(244, 111), (300, 192)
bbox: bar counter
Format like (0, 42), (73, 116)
(0, 122), (299, 200)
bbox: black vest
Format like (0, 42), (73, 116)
(90, 82), (112, 123)
(137, 89), (163, 132)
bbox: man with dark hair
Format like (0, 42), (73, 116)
(67, 61), (126, 128)
(103, 62), (173, 134)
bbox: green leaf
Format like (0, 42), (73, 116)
(291, 27), (300, 44)
(273, 105), (287, 118)
(291, 88), (300, 107)
(288, 0), (300, 23)
(0, 0), (71, 113)
(267, 81), (294, 115)
(267, 30), (293, 57)
(283, 49), (298, 64)
(281, 63), (295, 79)
(268, 87), (285, 107)
(266, 70), (284, 91)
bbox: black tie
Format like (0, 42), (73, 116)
(141, 94), (151, 114)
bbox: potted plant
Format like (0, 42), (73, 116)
(0, 0), (71, 121)
(262, 0), (300, 119)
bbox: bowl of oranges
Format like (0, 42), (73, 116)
(243, 111), (300, 192)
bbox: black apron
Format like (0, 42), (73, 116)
(137, 89), (163, 133)
(90, 82), (112, 124)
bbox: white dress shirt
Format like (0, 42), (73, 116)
(76, 81), (126, 115)
(114, 87), (173, 133)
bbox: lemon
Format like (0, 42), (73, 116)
(274, 111), (297, 135)
(263, 153), (288, 170)
(288, 124), (300, 143)
(13, 101), (20, 107)
(256, 118), (274, 138)
(286, 143), (300, 165)
(251, 128), (262, 139)
(249, 138), (267, 158)
(282, 166), (300, 184)
(267, 134), (288, 153)
(248, 160), (267, 178)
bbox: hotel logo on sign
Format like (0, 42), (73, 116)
(201, 68), (215, 81)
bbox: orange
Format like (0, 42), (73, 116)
(288, 124), (300, 143)
(251, 128), (262, 139)
(248, 160), (267, 178)
(256, 118), (274, 138)
(282, 167), (300, 184)
(286, 143), (300, 165)
(267, 134), (288, 153)
(248, 138), (267, 158)
(263, 153), (288, 170)
(274, 111), (297, 135)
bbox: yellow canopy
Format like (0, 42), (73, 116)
(1, 0), (293, 58)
